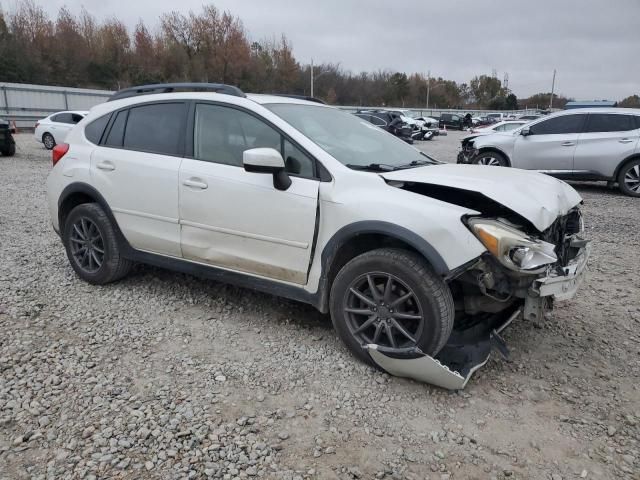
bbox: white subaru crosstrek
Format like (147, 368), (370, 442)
(46, 83), (590, 389)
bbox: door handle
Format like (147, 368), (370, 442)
(182, 178), (208, 189)
(96, 161), (115, 171)
(561, 142), (575, 147)
(619, 138), (634, 144)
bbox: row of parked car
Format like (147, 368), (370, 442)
(353, 109), (439, 143)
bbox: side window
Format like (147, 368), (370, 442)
(71, 113), (84, 124)
(283, 139), (314, 178)
(84, 114), (111, 145)
(584, 114), (637, 133)
(503, 123), (521, 131)
(123, 103), (186, 156)
(494, 124), (505, 131)
(370, 115), (387, 127)
(529, 115), (585, 135)
(193, 104), (316, 178)
(452, 115), (460, 121)
(104, 110), (128, 147)
(52, 113), (73, 124)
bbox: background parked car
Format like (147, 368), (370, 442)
(460, 108), (640, 196)
(35, 111), (88, 150)
(0, 118), (16, 156)
(439, 113), (465, 130)
(458, 121), (529, 163)
(354, 110), (414, 143)
(468, 120), (528, 134)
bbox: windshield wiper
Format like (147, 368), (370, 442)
(346, 163), (399, 172)
(395, 159), (434, 169)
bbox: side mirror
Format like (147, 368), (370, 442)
(520, 127), (531, 136)
(243, 147), (291, 191)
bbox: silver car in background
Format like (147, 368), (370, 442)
(460, 108), (640, 196)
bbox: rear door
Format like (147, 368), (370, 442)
(90, 102), (187, 256)
(512, 114), (586, 171)
(573, 113), (640, 178)
(179, 103), (319, 285)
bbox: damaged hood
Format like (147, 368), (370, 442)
(382, 164), (582, 231)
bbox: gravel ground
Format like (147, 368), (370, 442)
(1, 133), (639, 480)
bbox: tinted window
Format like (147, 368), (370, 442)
(105, 110), (128, 147)
(370, 115), (387, 126)
(84, 114), (111, 144)
(529, 115), (585, 135)
(123, 103), (186, 155)
(283, 139), (314, 178)
(584, 114), (638, 133)
(52, 113), (73, 124)
(71, 113), (84, 124)
(194, 104), (279, 167)
(194, 104), (316, 179)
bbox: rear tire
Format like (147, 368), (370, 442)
(617, 159), (640, 197)
(329, 248), (454, 366)
(43, 133), (55, 150)
(63, 203), (132, 284)
(472, 151), (508, 167)
(1, 143), (15, 156)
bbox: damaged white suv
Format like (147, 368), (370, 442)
(46, 83), (590, 389)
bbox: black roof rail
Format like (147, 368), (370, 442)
(108, 83), (246, 102)
(270, 94), (326, 105)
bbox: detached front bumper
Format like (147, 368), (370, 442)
(524, 240), (590, 320)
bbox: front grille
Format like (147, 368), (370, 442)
(541, 209), (582, 268)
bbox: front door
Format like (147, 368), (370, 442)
(513, 113), (586, 172)
(90, 102), (188, 257)
(179, 103), (319, 285)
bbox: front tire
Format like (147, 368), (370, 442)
(472, 151), (508, 167)
(43, 133), (55, 150)
(329, 248), (454, 366)
(63, 203), (132, 284)
(617, 159), (640, 197)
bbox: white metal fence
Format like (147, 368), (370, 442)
(0, 82), (112, 129)
(0, 81), (544, 129)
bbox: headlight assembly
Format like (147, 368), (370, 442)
(468, 219), (557, 274)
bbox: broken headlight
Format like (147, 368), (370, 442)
(468, 219), (557, 274)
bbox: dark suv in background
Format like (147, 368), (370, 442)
(438, 113), (465, 130)
(0, 118), (16, 156)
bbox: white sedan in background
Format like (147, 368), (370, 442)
(35, 111), (88, 150)
(467, 120), (527, 135)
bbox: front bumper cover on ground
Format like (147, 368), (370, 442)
(367, 307), (518, 390)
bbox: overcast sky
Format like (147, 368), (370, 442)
(22, 0), (640, 99)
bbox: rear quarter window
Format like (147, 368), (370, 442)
(84, 114), (111, 145)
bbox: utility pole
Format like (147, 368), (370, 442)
(426, 70), (431, 110)
(310, 58), (314, 98)
(549, 69), (556, 110)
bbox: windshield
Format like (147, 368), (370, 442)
(266, 104), (436, 169)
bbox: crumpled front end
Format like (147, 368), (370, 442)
(368, 207), (590, 390)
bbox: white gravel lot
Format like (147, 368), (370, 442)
(1, 133), (639, 480)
